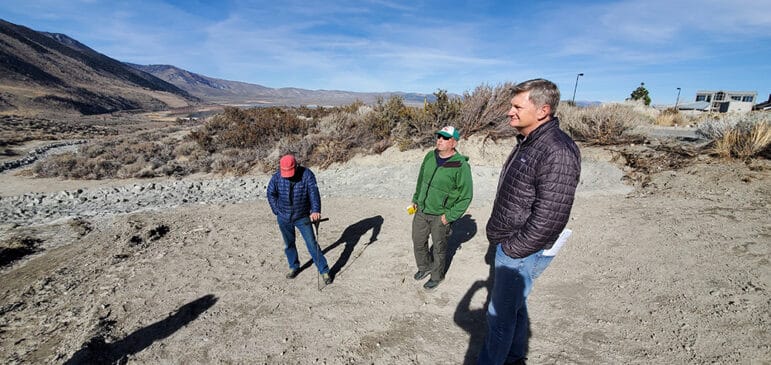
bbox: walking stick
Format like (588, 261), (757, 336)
(309, 218), (329, 291)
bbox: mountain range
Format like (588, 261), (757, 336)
(126, 63), (435, 107)
(0, 18), (434, 116)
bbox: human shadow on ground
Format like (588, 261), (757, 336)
(64, 294), (218, 365)
(326, 215), (384, 277)
(454, 242), (494, 363)
(297, 216), (384, 279)
(445, 214), (477, 273)
(454, 243), (530, 364)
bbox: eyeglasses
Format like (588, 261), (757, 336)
(437, 134), (452, 140)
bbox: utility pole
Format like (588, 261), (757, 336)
(571, 73), (584, 105)
(675, 87), (681, 110)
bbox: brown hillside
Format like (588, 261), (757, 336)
(0, 19), (197, 116)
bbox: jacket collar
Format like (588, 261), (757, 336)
(516, 117), (560, 146)
(434, 148), (459, 159)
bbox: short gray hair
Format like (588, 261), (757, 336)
(511, 79), (560, 115)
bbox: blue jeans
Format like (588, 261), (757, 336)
(478, 244), (554, 365)
(277, 216), (330, 274)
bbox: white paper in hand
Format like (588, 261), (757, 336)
(543, 229), (572, 257)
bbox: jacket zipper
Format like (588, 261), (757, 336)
(495, 137), (526, 194)
(421, 165), (440, 209)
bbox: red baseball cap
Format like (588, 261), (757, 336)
(280, 155), (296, 178)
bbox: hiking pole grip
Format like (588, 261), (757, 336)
(304, 217), (329, 225)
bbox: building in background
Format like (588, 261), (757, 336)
(753, 94), (771, 111)
(694, 90), (757, 113)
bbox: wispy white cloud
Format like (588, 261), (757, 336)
(545, 0), (770, 62)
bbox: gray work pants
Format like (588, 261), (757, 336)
(411, 209), (451, 281)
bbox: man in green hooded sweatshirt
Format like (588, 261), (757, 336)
(410, 125), (473, 290)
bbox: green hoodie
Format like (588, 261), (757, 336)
(412, 149), (473, 223)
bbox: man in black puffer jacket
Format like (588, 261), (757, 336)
(478, 79), (581, 365)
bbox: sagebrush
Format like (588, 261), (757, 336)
(697, 113), (771, 159)
(32, 83), (766, 179)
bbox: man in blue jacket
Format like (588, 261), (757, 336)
(267, 154), (332, 285)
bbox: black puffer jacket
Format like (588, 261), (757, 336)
(486, 118), (581, 258)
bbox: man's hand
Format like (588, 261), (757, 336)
(310, 212), (321, 222)
(441, 214), (449, 225)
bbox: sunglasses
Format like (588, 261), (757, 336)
(437, 134), (452, 140)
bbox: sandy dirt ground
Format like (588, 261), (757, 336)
(0, 137), (769, 364)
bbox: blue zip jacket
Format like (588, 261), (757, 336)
(267, 166), (321, 223)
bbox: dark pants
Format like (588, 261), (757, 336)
(411, 209), (451, 281)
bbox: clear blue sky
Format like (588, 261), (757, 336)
(2, 0), (770, 104)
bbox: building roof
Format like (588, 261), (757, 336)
(695, 90), (757, 94)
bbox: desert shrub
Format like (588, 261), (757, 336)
(391, 107), (434, 150)
(133, 165), (157, 178)
(116, 160), (146, 178)
(296, 105), (334, 120)
(191, 106), (313, 152)
(371, 139), (391, 154)
(91, 158), (122, 179)
(388, 90), (466, 150)
(314, 107), (377, 158)
(457, 83), (516, 140)
(317, 110), (354, 136)
(696, 114), (742, 140)
(655, 108), (689, 127)
(425, 89), (462, 127)
(698, 113), (771, 159)
(210, 148), (260, 175)
(33, 152), (78, 177)
(43, 80), (753, 180)
(337, 100), (366, 114)
(157, 160), (194, 177)
(81, 143), (108, 158)
(42, 156), (123, 179)
(358, 95), (427, 151)
(308, 100), (403, 165)
(560, 104), (647, 145)
(173, 141), (208, 160)
(258, 134), (312, 173)
(308, 137), (355, 168)
(374, 95), (409, 138)
(189, 115), (228, 152)
(32, 127), (203, 179)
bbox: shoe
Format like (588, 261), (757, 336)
(322, 273), (332, 285)
(423, 279), (442, 290)
(286, 269), (298, 279)
(413, 270), (430, 281)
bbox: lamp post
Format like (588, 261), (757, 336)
(571, 73), (584, 105)
(675, 87), (681, 110)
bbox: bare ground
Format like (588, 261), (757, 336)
(0, 138), (769, 364)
